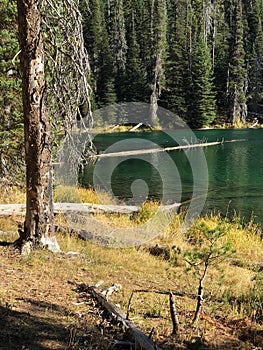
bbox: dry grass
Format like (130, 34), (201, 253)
(1, 225), (262, 349)
(0, 216), (21, 232)
(54, 185), (116, 204)
(0, 185), (116, 205)
(55, 208), (263, 326)
(0, 187), (262, 349)
(0, 185), (25, 204)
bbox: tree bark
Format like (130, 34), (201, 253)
(169, 291), (180, 334)
(17, 0), (59, 253)
(149, 0), (165, 127)
(193, 262), (208, 323)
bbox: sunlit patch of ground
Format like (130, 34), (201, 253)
(0, 225), (262, 349)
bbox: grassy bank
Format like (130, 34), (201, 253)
(0, 186), (263, 349)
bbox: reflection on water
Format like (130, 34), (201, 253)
(197, 129), (263, 224)
(82, 128), (263, 226)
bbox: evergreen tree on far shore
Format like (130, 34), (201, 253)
(82, 0), (117, 111)
(124, 3), (148, 102)
(225, 0), (247, 124)
(188, 35), (216, 128)
(244, 0), (263, 114)
(163, 0), (189, 119)
(148, 0), (167, 126)
(106, 0), (127, 102)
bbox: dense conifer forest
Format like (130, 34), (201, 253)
(1, 0), (263, 180)
(1, 4), (263, 347)
(82, 0), (263, 127)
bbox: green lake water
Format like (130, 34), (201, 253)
(82, 128), (263, 226)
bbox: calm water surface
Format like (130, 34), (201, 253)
(82, 128), (263, 226)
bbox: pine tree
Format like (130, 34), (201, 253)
(255, 0), (263, 113)
(0, 0), (24, 183)
(244, 0), (263, 114)
(188, 35), (216, 128)
(123, 3), (148, 102)
(136, 0), (152, 84)
(81, 0), (117, 111)
(164, 0), (189, 119)
(16, 0), (92, 252)
(225, 0), (247, 124)
(148, 0), (167, 126)
(213, 0), (230, 119)
(106, 0), (127, 102)
(17, 0), (58, 252)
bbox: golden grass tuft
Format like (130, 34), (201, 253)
(53, 185), (116, 204)
(0, 186), (25, 204)
(224, 224), (263, 262)
(0, 217), (21, 233)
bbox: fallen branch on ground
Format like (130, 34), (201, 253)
(0, 202), (180, 217)
(73, 282), (163, 350)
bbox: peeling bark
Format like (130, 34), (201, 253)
(17, 0), (59, 253)
(169, 292), (180, 334)
(149, 0), (166, 127)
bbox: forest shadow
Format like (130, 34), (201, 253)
(0, 298), (88, 350)
(0, 241), (14, 246)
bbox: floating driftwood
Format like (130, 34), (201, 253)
(0, 202), (180, 217)
(129, 122), (144, 131)
(75, 283), (163, 350)
(95, 139), (246, 159)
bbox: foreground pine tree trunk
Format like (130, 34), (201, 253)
(17, 0), (59, 253)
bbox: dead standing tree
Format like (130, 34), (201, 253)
(16, 0), (92, 253)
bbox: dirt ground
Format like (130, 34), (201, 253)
(0, 245), (121, 350)
(0, 241), (263, 350)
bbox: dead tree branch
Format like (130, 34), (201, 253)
(75, 283), (163, 350)
(126, 289), (180, 335)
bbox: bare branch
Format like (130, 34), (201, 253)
(126, 289), (180, 335)
(40, 0), (92, 133)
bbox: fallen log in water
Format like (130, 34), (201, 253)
(0, 202), (180, 217)
(75, 283), (163, 350)
(94, 139), (246, 159)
